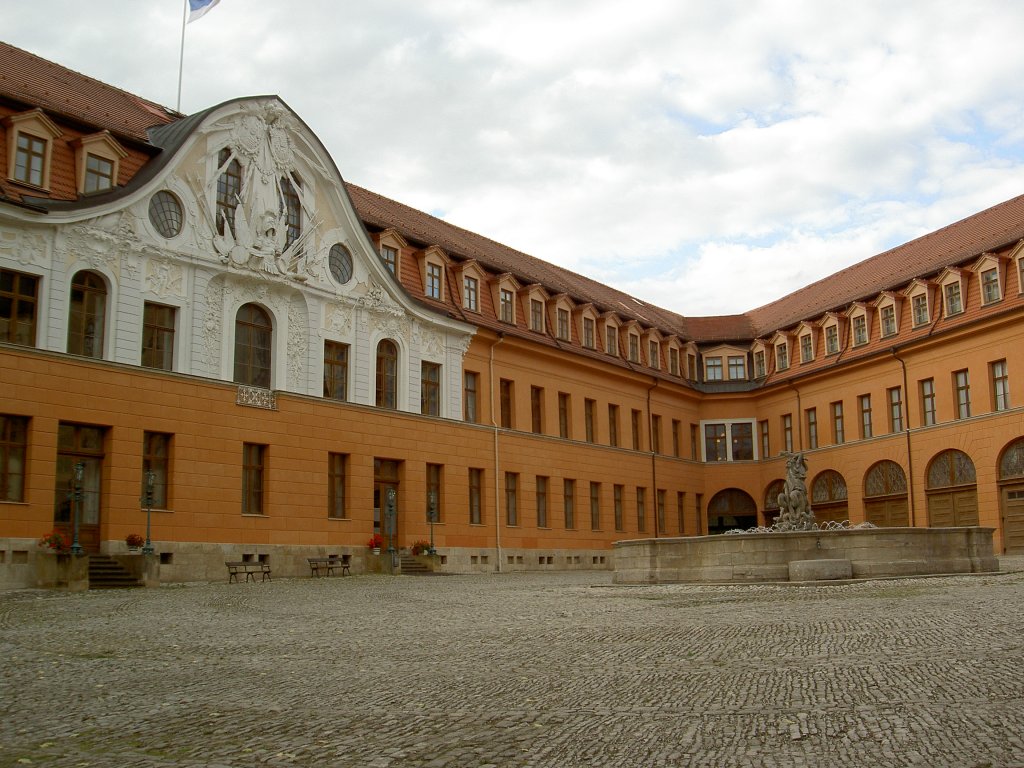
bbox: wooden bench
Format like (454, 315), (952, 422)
(225, 561), (272, 583)
(308, 556), (351, 577)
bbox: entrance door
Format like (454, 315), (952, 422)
(53, 423), (105, 552)
(927, 488), (979, 527)
(864, 498), (909, 527)
(1001, 485), (1024, 554)
(374, 459), (401, 548)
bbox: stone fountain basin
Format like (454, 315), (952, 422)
(612, 526), (998, 584)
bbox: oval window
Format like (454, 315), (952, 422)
(148, 190), (183, 238)
(329, 243), (353, 284)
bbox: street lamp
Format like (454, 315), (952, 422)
(70, 461), (84, 556)
(427, 489), (438, 555)
(384, 487), (397, 570)
(142, 470), (155, 555)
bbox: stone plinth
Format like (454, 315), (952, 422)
(613, 526), (999, 584)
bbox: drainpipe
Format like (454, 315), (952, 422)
(891, 347), (917, 527)
(647, 377), (659, 537)
(488, 333), (505, 571)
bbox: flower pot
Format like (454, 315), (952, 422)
(372, 547), (381, 555)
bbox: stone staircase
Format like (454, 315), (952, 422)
(399, 555), (435, 575)
(88, 554), (142, 589)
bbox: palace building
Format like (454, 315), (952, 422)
(1, 41), (1022, 587)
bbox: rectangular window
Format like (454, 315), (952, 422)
(991, 359), (1010, 411)
(776, 343), (789, 371)
(531, 386), (544, 434)
(981, 268), (1000, 304)
(583, 317), (595, 349)
(728, 355), (746, 379)
(651, 414), (662, 454)
(672, 419), (681, 457)
(754, 350), (766, 377)
(84, 153), (115, 193)
(142, 431), (171, 509)
(800, 334), (813, 363)
(657, 489), (666, 535)
(536, 476), (549, 528)
(649, 340), (659, 369)
(831, 401), (845, 444)
(912, 293), (929, 326)
(505, 472), (518, 526)
(880, 305), (897, 337)
(557, 308), (570, 340)
(463, 371), (479, 422)
(421, 362), (441, 416)
(499, 379), (513, 429)
(859, 394), (872, 438)
(530, 299), (544, 332)
(614, 484), (624, 531)
(381, 245), (397, 274)
(563, 479), (575, 528)
(328, 452), (347, 519)
(426, 463), (442, 523)
(825, 325), (839, 354)
(590, 482), (601, 530)
(628, 334), (640, 362)
(732, 422), (753, 460)
(425, 263), (443, 300)
(852, 315), (868, 346)
(704, 424), (727, 462)
(782, 414), (793, 452)
(636, 488), (646, 533)
(242, 443), (265, 515)
(584, 398), (596, 443)
(954, 369), (971, 418)
(323, 340), (349, 400)
(945, 282), (963, 315)
(14, 132), (46, 187)
(759, 420), (770, 458)
(0, 269), (39, 347)
(705, 357), (723, 381)
(888, 387), (903, 432)
(142, 302), (177, 370)
(558, 392), (570, 439)
(920, 378), (936, 426)
(463, 275), (479, 311)
(1, 415), (29, 502)
(608, 404), (619, 447)
(605, 325), (618, 356)
(469, 468), (483, 524)
(499, 288), (514, 323)
(631, 409), (642, 451)
(806, 408), (818, 449)
(669, 347), (680, 376)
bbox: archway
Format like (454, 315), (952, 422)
(811, 470), (848, 525)
(925, 449), (978, 527)
(997, 438), (1024, 554)
(762, 479), (784, 527)
(707, 488), (757, 534)
(863, 460), (909, 527)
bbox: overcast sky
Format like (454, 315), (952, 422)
(7, 1), (1024, 316)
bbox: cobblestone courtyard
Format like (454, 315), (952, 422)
(3, 566), (1024, 768)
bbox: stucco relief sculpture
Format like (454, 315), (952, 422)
(775, 452), (816, 531)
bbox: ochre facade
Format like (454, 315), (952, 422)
(2, 42), (1023, 587)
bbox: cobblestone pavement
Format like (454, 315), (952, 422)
(3, 563), (1024, 768)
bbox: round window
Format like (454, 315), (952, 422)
(148, 190), (183, 238)
(329, 243), (353, 284)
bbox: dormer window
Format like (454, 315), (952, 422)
(605, 324), (619, 356)
(583, 317), (595, 348)
(944, 281), (963, 315)
(426, 263), (443, 300)
(775, 342), (789, 371)
(463, 275), (479, 311)
(912, 293), (928, 326)
(628, 333), (640, 363)
(649, 340), (660, 369)
(970, 253), (1008, 307)
(753, 349), (766, 378)
(669, 346), (680, 376)
(980, 268), (1000, 304)
(822, 324), (837, 354)
(880, 305), (896, 337)
(530, 299), (544, 332)
(84, 154), (114, 192)
(381, 245), (398, 274)
(499, 289), (514, 322)
(799, 333), (813, 363)
(728, 355), (746, 379)
(5, 109), (63, 191)
(75, 131), (128, 196)
(705, 356), (723, 381)
(852, 315), (868, 346)
(556, 308), (570, 340)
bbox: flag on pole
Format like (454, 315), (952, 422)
(188, 0), (220, 23)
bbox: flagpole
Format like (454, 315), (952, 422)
(176, 0), (187, 112)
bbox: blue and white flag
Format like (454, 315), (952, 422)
(187, 0), (220, 23)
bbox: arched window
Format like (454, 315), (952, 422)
(763, 479), (785, 526)
(999, 438), (1024, 481)
(925, 449), (978, 528)
(864, 460), (908, 497)
(67, 271), (106, 358)
(234, 304), (272, 388)
(811, 469), (848, 525)
(376, 340), (398, 409)
(706, 488), (757, 533)
(216, 148), (242, 236)
(926, 449), (976, 489)
(864, 460), (909, 527)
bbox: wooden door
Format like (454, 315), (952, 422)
(864, 498), (909, 527)
(1000, 485), (1024, 554)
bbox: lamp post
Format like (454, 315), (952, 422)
(427, 490), (437, 555)
(70, 461), (84, 556)
(143, 470), (155, 555)
(384, 487), (397, 570)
